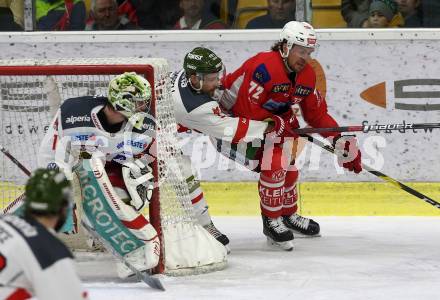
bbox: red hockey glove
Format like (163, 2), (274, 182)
(333, 135), (362, 174)
(266, 115), (299, 139)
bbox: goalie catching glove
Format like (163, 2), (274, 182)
(332, 135), (362, 174)
(122, 159), (154, 211)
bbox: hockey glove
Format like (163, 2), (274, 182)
(266, 115), (299, 139)
(122, 160), (154, 211)
(333, 135), (362, 174)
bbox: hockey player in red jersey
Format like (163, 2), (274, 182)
(220, 21), (362, 250)
(172, 47), (297, 250)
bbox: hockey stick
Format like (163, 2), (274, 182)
(300, 134), (440, 210)
(81, 220), (165, 291)
(292, 122), (440, 135)
(0, 144), (31, 214)
(0, 144), (31, 176)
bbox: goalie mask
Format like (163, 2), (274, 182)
(183, 47), (225, 94)
(108, 72), (152, 119)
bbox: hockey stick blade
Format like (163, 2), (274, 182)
(80, 220), (165, 291)
(300, 134), (440, 210)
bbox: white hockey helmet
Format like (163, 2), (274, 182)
(279, 21), (317, 51)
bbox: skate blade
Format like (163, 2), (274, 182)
(225, 245), (231, 254)
(290, 230), (321, 239)
(266, 237), (294, 251)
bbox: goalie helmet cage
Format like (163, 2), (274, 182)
(0, 58), (227, 276)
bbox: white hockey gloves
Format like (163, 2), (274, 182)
(122, 159), (154, 211)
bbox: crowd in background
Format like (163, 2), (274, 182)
(0, 0), (439, 31)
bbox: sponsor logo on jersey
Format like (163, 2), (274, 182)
(66, 115), (91, 125)
(116, 140), (147, 150)
(271, 83), (290, 93)
(294, 85), (312, 97)
(180, 75), (188, 88)
(73, 134), (92, 141)
(252, 64), (271, 84)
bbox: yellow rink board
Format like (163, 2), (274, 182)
(201, 182), (440, 216)
(2, 181), (440, 216)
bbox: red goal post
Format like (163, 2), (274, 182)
(0, 58), (227, 275)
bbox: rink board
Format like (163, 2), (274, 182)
(201, 182), (440, 216)
(2, 181), (439, 216)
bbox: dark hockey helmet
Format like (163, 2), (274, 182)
(183, 47), (223, 76)
(25, 168), (73, 215)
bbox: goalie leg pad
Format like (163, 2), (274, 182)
(75, 157), (160, 277)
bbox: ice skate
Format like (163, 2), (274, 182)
(282, 213), (321, 238)
(262, 215), (294, 251)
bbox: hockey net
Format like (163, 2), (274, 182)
(0, 58), (227, 276)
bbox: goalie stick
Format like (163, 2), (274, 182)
(81, 220), (165, 291)
(300, 134), (440, 210)
(291, 121), (440, 135)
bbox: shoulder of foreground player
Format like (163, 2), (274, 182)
(1, 215), (73, 269)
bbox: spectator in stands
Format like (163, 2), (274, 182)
(420, 0), (440, 27)
(174, 0), (227, 29)
(130, 0), (179, 29)
(246, 0), (296, 29)
(364, 0), (399, 27)
(86, 0), (139, 30)
(341, 0), (370, 27)
(0, 0), (23, 30)
(36, 0), (86, 30)
(395, 0), (421, 27)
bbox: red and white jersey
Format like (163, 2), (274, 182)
(221, 50), (339, 137)
(172, 70), (268, 143)
(0, 215), (87, 300)
(38, 96), (154, 172)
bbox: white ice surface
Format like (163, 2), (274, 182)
(78, 216), (440, 300)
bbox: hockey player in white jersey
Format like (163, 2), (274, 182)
(37, 72), (160, 278)
(172, 47), (297, 249)
(0, 168), (88, 300)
